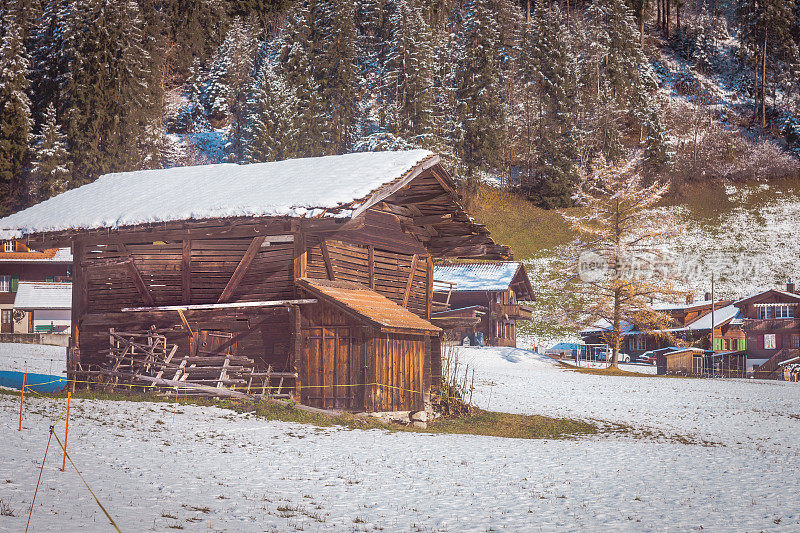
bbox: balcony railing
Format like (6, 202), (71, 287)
(742, 318), (800, 331)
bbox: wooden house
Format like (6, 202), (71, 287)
(0, 242), (71, 333)
(431, 262), (533, 347)
(733, 283), (800, 379)
(0, 150), (509, 412)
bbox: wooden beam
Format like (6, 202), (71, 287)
(293, 230), (307, 292)
(120, 298), (317, 312)
(403, 254), (419, 308)
(182, 239), (191, 304)
(218, 235), (265, 303)
(176, 309), (194, 336)
(114, 241), (155, 306)
(368, 245), (374, 289)
(320, 240), (335, 280)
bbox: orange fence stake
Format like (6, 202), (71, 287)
(61, 392), (71, 472)
(19, 373), (26, 431)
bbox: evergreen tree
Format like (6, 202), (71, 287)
(517, 2), (578, 208)
(317, 0), (359, 152)
(277, 0), (358, 155)
(242, 61), (300, 162)
(738, 0), (799, 127)
(28, 102), (69, 202)
(384, 0), (436, 144)
(453, 0), (507, 181)
(0, 10), (33, 213)
(277, 1), (326, 156)
(203, 18), (258, 161)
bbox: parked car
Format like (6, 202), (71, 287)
(637, 351), (658, 365)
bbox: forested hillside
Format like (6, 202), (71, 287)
(1, 0), (799, 217)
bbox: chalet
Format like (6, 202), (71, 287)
(733, 283), (800, 379)
(0, 242), (71, 333)
(0, 150), (510, 412)
(431, 262), (533, 347)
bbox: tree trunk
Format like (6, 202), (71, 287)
(526, 0), (530, 23)
(665, 0), (670, 39)
(640, 0), (646, 49)
(761, 30), (767, 129)
(657, 0), (661, 33)
(611, 291), (621, 368)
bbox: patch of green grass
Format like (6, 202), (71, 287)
(464, 185), (578, 258)
(426, 408), (597, 440)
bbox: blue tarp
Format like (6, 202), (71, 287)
(0, 370), (66, 393)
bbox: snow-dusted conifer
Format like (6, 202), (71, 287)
(29, 102), (70, 202)
(453, 0), (507, 181)
(517, 2), (578, 208)
(0, 10), (33, 213)
(243, 61), (300, 162)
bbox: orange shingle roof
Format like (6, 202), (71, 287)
(297, 278), (440, 334)
(0, 248), (61, 261)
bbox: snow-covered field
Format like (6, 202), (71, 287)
(0, 342), (66, 375)
(3, 346), (800, 532)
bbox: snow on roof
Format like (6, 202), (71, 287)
(0, 150), (435, 238)
(651, 299), (714, 311)
(14, 282), (72, 309)
(580, 319), (636, 335)
(434, 262), (522, 292)
(684, 304), (741, 331)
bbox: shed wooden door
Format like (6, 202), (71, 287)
(301, 326), (362, 410)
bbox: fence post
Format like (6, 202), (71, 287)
(19, 373), (26, 431)
(61, 392), (71, 471)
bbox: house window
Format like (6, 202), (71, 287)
(758, 306), (774, 319)
(0, 276), (10, 292)
(775, 305), (795, 318)
(1, 310), (10, 324)
(764, 334), (776, 350)
(629, 336), (646, 351)
(3, 241), (13, 252)
(791, 335), (800, 349)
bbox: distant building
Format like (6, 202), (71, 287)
(0, 241), (72, 333)
(13, 282), (72, 334)
(432, 262), (534, 347)
(733, 283), (800, 378)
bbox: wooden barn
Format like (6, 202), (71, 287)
(0, 150), (509, 412)
(431, 262), (533, 347)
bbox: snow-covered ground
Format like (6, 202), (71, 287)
(0, 342), (65, 375)
(2, 346), (800, 531)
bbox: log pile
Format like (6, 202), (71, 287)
(98, 327), (299, 399)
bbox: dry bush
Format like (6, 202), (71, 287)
(433, 342), (474, 417)
(665, 100), (800, 183)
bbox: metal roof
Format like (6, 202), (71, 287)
(433, 262), (533, 299)
(297, 278), (440, 334)
(14, 282), (72, 309)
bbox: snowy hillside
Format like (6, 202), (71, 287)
(4, 346), (800, 531)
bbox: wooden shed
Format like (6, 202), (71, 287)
(0, 150), (509, 412)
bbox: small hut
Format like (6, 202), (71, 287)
(0, 150), (510, 412)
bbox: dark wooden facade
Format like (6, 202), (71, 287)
(735, 286), (800, 378)
(10, 154), (508, 412)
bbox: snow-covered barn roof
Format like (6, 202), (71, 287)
(14, 282), (72, 309)
(433, 262), (533, 299)
(0, 150), (435, 238)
